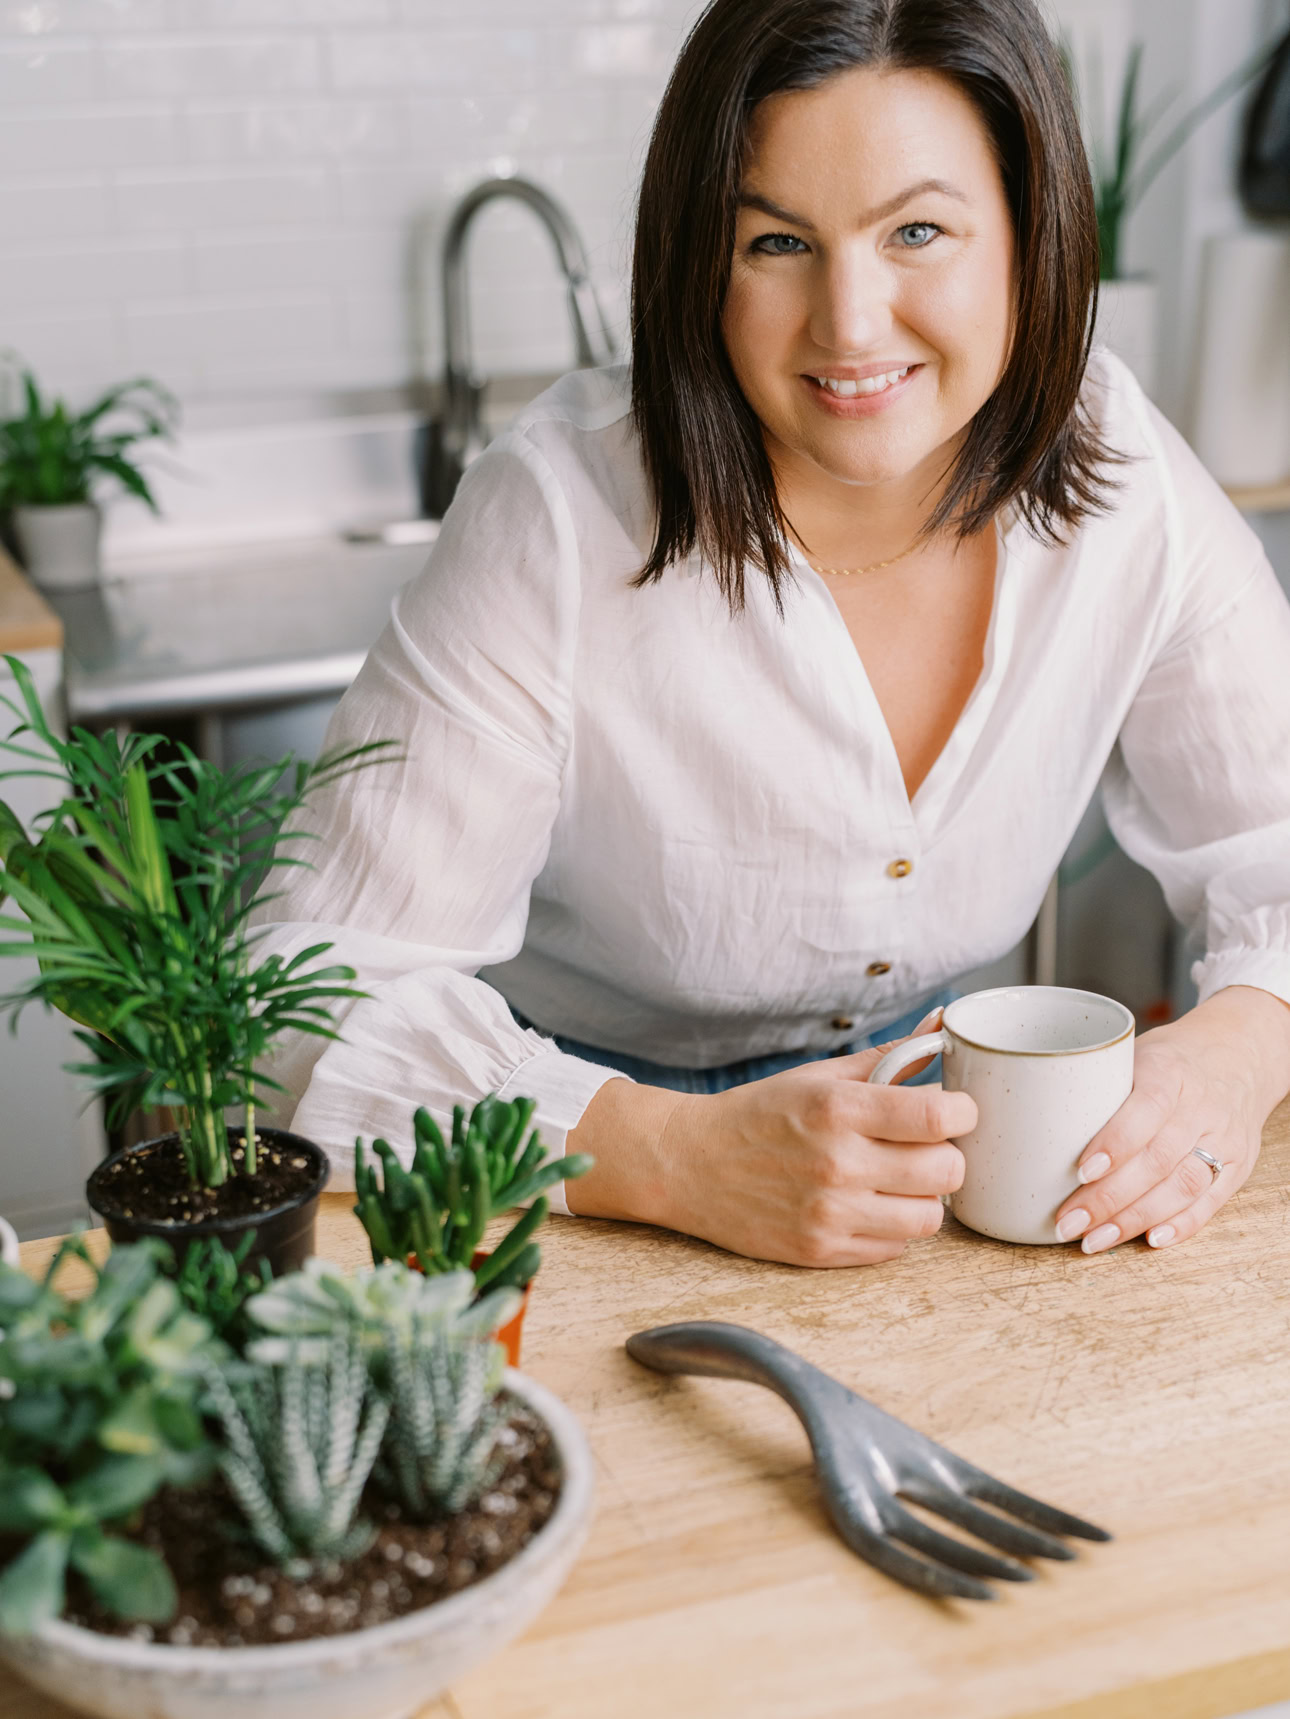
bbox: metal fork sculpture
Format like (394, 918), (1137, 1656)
(626, 1321), (1111, 1601)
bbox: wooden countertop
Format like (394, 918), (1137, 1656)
(0, 547), (61, 654)
(13, 1099), (1290, 1719)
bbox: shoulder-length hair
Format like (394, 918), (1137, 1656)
(630, 0), (1115, 612)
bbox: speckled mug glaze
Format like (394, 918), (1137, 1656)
(870, 986), (1135, 1246)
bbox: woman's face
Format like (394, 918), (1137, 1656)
(721, 65), (1016, 503)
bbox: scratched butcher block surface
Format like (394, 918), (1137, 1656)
(13, 1098), (1290, 1719)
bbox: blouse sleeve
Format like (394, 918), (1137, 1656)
(1100, 408), (1290, 1009)
(251, 429), (626, 1211)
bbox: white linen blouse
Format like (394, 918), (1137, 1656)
(256, 351), (1290, 1210)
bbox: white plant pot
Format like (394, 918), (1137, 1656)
(1190, 230), (1290, 490)
(11, 502), (102, 591)
(0, 1215), (18, 1267)
(1093, 276), (1159, 400)
(0, 1370), (593, 1719)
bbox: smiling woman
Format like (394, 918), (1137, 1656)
(254, 0), (1290, 1277)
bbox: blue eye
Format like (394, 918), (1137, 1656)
(896, 222), (941, 249)
(751, 231), (807, 256)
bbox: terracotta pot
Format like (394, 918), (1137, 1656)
(86, 1127), (330, 1278)
(403, 1248), (532, 1366)
(0, 1370), (594, 1719)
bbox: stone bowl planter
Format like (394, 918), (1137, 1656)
(0, 1370), (593, 1719)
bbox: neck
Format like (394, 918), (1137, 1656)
(770, 437), (960, 569)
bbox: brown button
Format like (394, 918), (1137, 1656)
(866, 961), (892, 977)
(830, 1015), (854, 1031)
(886, 858), (914, 879)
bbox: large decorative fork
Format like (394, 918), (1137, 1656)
(626, 1321), (1111, 1601)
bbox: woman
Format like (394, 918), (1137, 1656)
(260, 0), (1290, 1268)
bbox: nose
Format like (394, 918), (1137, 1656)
(808, 242), (894, 355)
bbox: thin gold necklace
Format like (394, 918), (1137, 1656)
(796, 537), (922, 578)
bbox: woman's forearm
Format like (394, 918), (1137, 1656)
(564, 1076), (696, 1225)
(1188, 984), (1290, 1116)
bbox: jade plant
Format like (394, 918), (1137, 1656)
(0, 654), (393, 1190)
(0, 1240), (221, 1633)
(0, 356), (178, 514)
(353, 1095), (592, 1294)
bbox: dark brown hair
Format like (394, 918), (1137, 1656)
(630, 0), (1115, 611)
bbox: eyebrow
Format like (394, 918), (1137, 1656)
(737, 178), (970, 230)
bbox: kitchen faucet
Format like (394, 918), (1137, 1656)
(419, 175), (618, 518)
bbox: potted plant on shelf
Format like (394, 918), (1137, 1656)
(1065, 38), (1271, 398)
(353, 1094), (593, 1365)
(0, 1245), (594, 1719)
(0, 356), (178, 591)
(0, 653), (393, 1274)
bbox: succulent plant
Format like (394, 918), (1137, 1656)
(243, 1258), (520, 1368)
(378, 1325), (509, 1519)
(0, 1240), (220, 1635)
(201, 1328), (389, 1568)
(353, 1094), (593, 1293)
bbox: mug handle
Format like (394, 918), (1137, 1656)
(868, 1031), (948, 1087)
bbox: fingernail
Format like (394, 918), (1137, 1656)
(1055, 1208), (1091, 1243)
(1078, 1153), (1112, 1185)
(1147, 1225), (1176, 1248)
(915, 1006), (944, 1032)
(1081, 1223), (1120, 1255)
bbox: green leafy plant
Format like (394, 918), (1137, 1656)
(0, 654), (395, 1189)
(0, 355), (178, 513)
(201, 1328), (389, 1568)
(1065, 39), (1273, 281)
(0, 1240), (220, 1634)
(353, 1095), (592, 1294)
(170, 1233), (271, 1348)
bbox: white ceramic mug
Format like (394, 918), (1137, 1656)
(869, 986), (1135, 1246)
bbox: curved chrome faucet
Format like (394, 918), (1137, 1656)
(420, 175), (618, 517)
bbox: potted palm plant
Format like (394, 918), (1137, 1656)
(0, 356), (177, 591)
(0, 654), (393, 1274)
(352, 1096), (594, 1365)
(0, 1246), (594, 1719)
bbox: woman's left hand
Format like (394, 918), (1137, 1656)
(1054, 985), (1290, 1255)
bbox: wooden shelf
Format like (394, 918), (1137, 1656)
(1224, 477), (1290, 512)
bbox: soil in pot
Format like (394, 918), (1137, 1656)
(32, 1396), (561, 1649)
(86, 1128), (329, 1276)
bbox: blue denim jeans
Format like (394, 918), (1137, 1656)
(510, 991), (955, 1094)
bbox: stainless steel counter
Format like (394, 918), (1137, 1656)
(51, 533), (434, 723)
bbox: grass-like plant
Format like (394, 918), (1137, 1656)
(1065, 39), (1273, 281)
(353, 1096), (592, 1294)
(170, 1233), (271, 1348)
(0, 653), (394, 1189)
(0, 1240), (220, 1634)
(0, 355), (177, 513)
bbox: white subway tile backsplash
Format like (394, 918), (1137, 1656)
(0, 0), (699, 417)
(0, 107), (178, 173)
(99, 34), (321, 99)
(3, 236), (186, 305)
(0, 175), (108, 239)
(185, 99), (401, 164)
(114, 164), (333, 232)
(0, 39), (94, 104)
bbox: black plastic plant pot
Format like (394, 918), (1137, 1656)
(85, 1126), (330, 1278)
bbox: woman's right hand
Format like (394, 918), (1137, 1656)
(566, 1010), (975, 1266)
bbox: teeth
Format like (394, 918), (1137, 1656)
(814, 367), (911, 397)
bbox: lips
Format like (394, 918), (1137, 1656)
(808, 366), (915, 398)
(802, 364), (922, 415)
